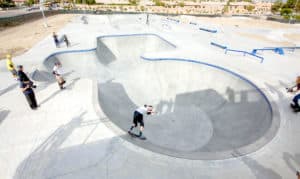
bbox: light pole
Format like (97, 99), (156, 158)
(40, 0), (49, 27)
(289, 0), (299, 24)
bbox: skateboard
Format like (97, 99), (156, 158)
(290, 103), (300, 113)
(286, 87), (293, 92)
(128, 131), (146, 140)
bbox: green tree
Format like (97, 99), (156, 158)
(140, 5), (145, 11)
(295, 0), (300, 12)
(245, 5), (255, 11)
(280, 7), (292, 16)
(0, 0), (15, 7)
(271, 0), (283, 13)
(86, 0), (95, 5)
(129, 0), (137, 5)
(178, 1), (184, 7)
(153, 0), (165, 6)
(222, 5), (229, 14)
(25, 0), (34, 6)
(283, 0), (296, 8)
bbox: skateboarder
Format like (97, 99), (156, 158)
(52, 62), (66, 90)
(6, 54), (17, 78)
(297, 171), (300, 179)
(53, 32), (59, 48)
(291, 93), (300, 112)
(128, 105), (156, 138)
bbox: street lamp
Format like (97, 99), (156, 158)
(40, 0), (48, 27)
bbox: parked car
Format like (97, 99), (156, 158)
(26, 6), (40, 11)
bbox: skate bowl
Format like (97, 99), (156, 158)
(42, 34), (280, 160)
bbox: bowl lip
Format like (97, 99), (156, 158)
(93, 59), (280, 160)
(43, 33), (280, 160)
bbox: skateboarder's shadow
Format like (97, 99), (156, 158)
(0, 108), (10, 125)
(232, 150), (282, 179)
(283, 152), (300, 173)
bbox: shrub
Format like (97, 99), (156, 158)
(129, 0), (137, 5)
(140, 5), (145, 11)
(0, 0), (15, 8)
(86, 0), (95, 5)
(178, 2), (184, 7)
(245, 5), (255, 12)
(271, 0), (283, 13)
(280, 8), (292, 16)
(154, 0), (165, 6)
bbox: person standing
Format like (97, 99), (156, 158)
(17, 65), (31, 82)
(18, 65), (38, 110)
(53, 32), (60, 48)
(6, 54), (17, 78)
(128, 104), (156, 138)
(291, 93), (300, 112)
(52, 62), (66, 90)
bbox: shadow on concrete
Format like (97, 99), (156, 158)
(39, 78), (80, 106)
(283, 152), (300, 173)
(231, 151), (282, 179)
(30, 69), (56, 83)
(0, 83), (18, 96)
(96, 40), (117, 65)
(98, 81), (273, 159)
(242, 156), (282, 179)
(31, 69), (74, 83)
(12, 111), (123, 179)
(264, 82), (285, 99)
(0, 108), (10, 124)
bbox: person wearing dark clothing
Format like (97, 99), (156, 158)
(18, 65), (38, 110)
(20, 80), (38, 110)
(17, 67), (30, 82)
(17, 65), (36, 88)
(53, 32), (59, 48)
(291, 93), (300, 112)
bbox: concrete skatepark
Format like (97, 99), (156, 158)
(0, 14), (300, 178)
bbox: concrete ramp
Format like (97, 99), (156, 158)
(43, 34), (279, 160)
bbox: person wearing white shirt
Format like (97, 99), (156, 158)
(52, 62), (66, 90)
(128, 104), (156, 138)
(287, 76), (300, 92)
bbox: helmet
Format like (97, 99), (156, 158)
(6, 54), (11, 59)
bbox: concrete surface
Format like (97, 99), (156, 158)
(39, 34), (278, 159)
(0, 14), (300, 178)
